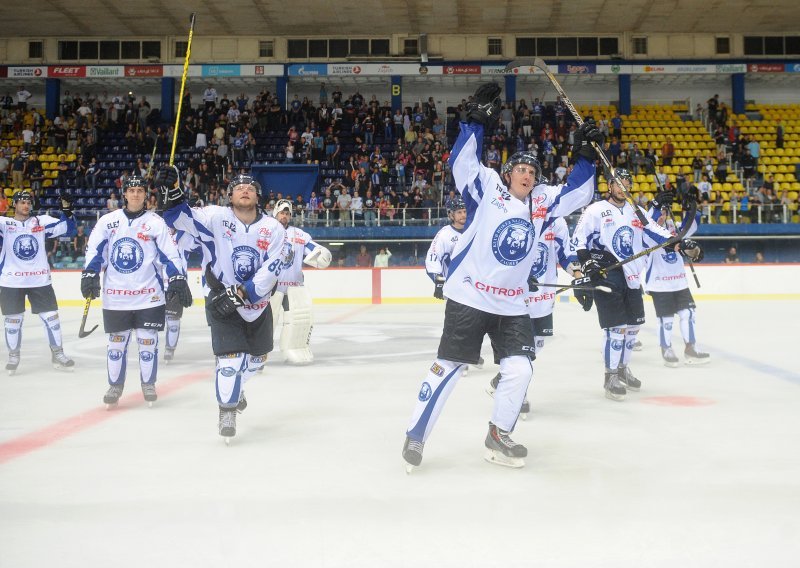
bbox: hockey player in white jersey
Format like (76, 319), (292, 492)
(486, 216), (582, 418)
(159, 169), (288, 442)
(426, 197), (467, 299)
(82, 176), (192, 408)
(0, 190), (76, 374)
(644, 198), (708, 366)
(402, 82), (600, 471)
(572, 169), (702, 400)
(269, 199), (331, 364)
(164, 229), (199, 362)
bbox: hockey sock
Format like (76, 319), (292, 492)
(621, 325), (640, 367)
(165, 315), (181, 351)
(38, 311), (63, 349)
(107, 330), (132, 385)
(534, 335), (546, 355)
(677, 308), (697, 345)
(406, 358), (466, 443)
(136, 328), (158, 384)
(241, 353), (267, 385)
(215, 352), (248, 406)
(659, 316), (674, 348)
(603, 327), (626, 370)
(4, 313), (23, 353)
(491, 355), (533, 432)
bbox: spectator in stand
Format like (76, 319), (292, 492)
(724, 246), (739, 263)
(10, 152), (26, 190)
(661, 136), (675, 166)
(107, 192), (120, 211)
(16, 86), (32, 111)
(374, 247), (392, 268)
(336, 186), (352, 227)
(0, 152), (9, 186)
(740, 148), (756, 180)
(355, 245), (372, 267)
(776, 120), (785, 149)
(73, 224), (88, 255)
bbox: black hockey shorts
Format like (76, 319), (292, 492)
(0, 285), (58, 315)
(438, 299), (536, 365)
(531, 313), (554, 337)
(593, 269), (645, 329)
(206, 302), (273, 357)
(103, 305), (166, 333)
(650, 288), (696, 318)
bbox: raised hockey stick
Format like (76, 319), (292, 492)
(169, 12), (196, 167)
(505, 57), (650, 226)
(537, 281), (612, 293)
(648, 158), (702, 288)
(78, 297), (98, 338)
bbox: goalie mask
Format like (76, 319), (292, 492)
(227, 174), (261, 197)
(502, 152), (542, 182)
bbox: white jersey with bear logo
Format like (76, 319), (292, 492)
(276, 225), (324, 294)
(0, 213), (75, 288)
(643, 208), (699, 293)
(445, 121), (595, 316)
(425, 224), (462, 280)
(526, 216), (577, 318)
(84, 209), (184, 310)
(163, 204), (287, 323)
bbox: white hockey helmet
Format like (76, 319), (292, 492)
(272, 199), (293, 218)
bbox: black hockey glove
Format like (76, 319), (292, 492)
(166, 274), (193, 308)
(572, 119), (604, 161)
(572, 276), (594, 311)
(651, 190), (675, 210)
(433, 275), (445, 300)
(209, 285), (245, 318)
(527, 275), (539, 293)
(681, 189), (698, 210)
(466, 82), (502, 128)
(679, 239), (704, 262)
(155, 165), (185, 209)
(81, 270), (100, 299)
(580, 258), (606, 283)
(60, 194), (74, 217)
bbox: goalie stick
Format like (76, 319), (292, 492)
(505, 57), (650, 227)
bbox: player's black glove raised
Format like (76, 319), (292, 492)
(572, 119), (604, 161)
(679, 239), (704, 262)
(580, 258), (606, 283)
(155, 165), (184, 209)
(466, 82), (502, 128)
(571, 276), (594, 311)
(433, 275), (445, 300)
(652, 190), (675, 210)
(81, 270), (100, 299)
(166, 274), (193, 308)
(209, 285), (245, 318)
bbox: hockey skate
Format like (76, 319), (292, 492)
(236, 391), (248, 414)
(474, 356), (485, 370)
(632, 340), (643, 352)
(604, 369), (626, 401)
(103, 384), (124, 409)
(484, 423), (526, 468)
(6, 351), (20, 375)
(519, 397), (531, 420)
(141, 382), (157, 407)
(485, 373), (501, 396)
(219, 406), (237, 444)
(618, 365), (641, 391)
(164, 348), (175, 362)
(684, 344), (710, 365)
(51, 348), (75, 372)
(661, 347), (681, 368)
(402, 436), (425, 473)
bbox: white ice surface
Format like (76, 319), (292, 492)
(0, 299), (798, 568)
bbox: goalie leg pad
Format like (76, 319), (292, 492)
(281, 286), (314, 365)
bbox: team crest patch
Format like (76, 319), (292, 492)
(13, 235), (38, 261)
(662, 251), (679, 264)
(418, 381), (433, 401)
(231, 246), (259, 282)
(111, 237), (144, 274)
(491, 218), (533, 266)
(430, 362), (445, 377)
(611, 226), (634, 259)
(530, 242), (549, 279)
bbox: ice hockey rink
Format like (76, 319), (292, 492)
(1, 292), (798, 568)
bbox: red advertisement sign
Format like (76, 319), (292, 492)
(0, 67), (7, 78)
(747, 63), (784, 73)
(48, 66), (86, 78)
(443, 65), (481, 75)
(124, 65), (163, 77)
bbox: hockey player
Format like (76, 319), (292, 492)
(0, 190), (76, 374)
(81, 176), (192, 408)
(486, 216), (582, 418)
(269, 198), (331, 364)
(644, 198), (709, 366)
(159, 169), (287, 442)
(402, 82), (600, 471)
(572, 170), (702, 401)
(164, 228), (200, 362)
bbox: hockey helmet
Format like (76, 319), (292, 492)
(272, 198), (293, 218)
(501, 151), (541, 178)
(609, 168), (633, 186)
(122, 175), (147, 191)
(447, 196), (466, 214)
(227, 174), (261, 196)
(12, 190), (34, 204)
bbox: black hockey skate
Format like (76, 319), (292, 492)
(486, 373), (501, 396)
(661, 346), (681, 368)
(403, 436), (425, 473)
(51, 348), (74, 372)
(103, 384), (124, 409)
(632, 340), (643, 352)
(684, 343), (710, 365)
(219, 406), (237, 444)
(618, 365), (641, 391)
(6, 351), (20, 375)
(604, 369), (626, 401)
(236, 392), (248, 414)
(484, 422), (527, 468)
(141, 382), (157, 406)
(164, 348), (175, 362)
